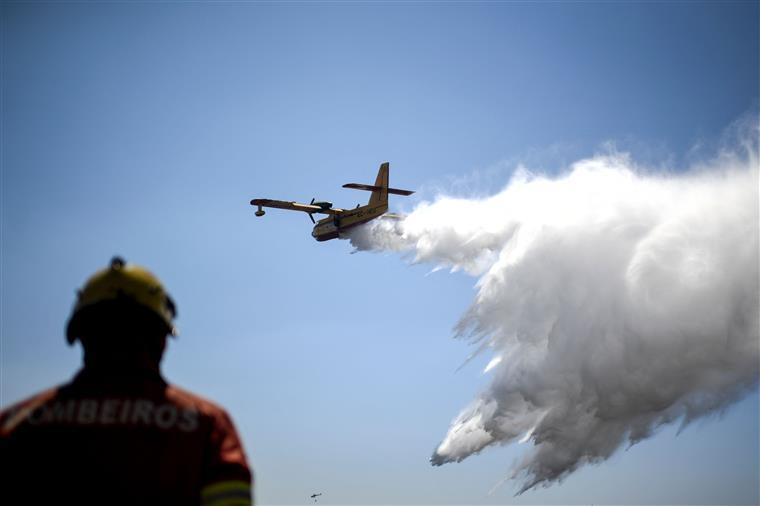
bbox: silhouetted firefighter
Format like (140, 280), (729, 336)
(0, 257), (253, 505)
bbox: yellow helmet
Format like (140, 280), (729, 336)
(66, 257), (177, 344)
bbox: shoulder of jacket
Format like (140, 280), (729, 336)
(164, 384), (230, 417)
(0, 386), (61, 435)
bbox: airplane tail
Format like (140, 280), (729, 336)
(369, 162), (389, 205)
(342, 162), (414, 205)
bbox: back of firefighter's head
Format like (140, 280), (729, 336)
(66, 257), (177, 368)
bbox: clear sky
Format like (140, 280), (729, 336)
(1, 2), (758, 504)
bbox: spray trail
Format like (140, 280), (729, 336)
(348, 149), (759, 492)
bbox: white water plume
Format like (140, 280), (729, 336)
(348, 145), (759, 493)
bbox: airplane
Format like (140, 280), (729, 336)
(250, 162), (414, 242)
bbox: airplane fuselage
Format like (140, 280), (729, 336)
(311, 202), (388, 241)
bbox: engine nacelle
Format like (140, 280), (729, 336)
(255, 206), (266, 217)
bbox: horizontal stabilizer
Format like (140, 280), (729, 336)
(342, 183), (415, 196)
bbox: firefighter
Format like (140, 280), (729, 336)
(0, 257), (253, 505)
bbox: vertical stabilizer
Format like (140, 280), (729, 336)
(369, 162), (389, 205)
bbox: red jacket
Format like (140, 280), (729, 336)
(0, 368), (253, 505)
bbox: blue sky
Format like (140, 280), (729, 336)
(2, 2), (758, 504)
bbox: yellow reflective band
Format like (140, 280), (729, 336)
(201, 480), (252, 506)
(204, 499), (250, 506)
(201, 480), (250, 498)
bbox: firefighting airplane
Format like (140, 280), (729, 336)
(250, 162), (414, 242)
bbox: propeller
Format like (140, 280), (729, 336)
(308, 197), (316, 224)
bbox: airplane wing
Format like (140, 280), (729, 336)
(250, 198), (344, 215)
